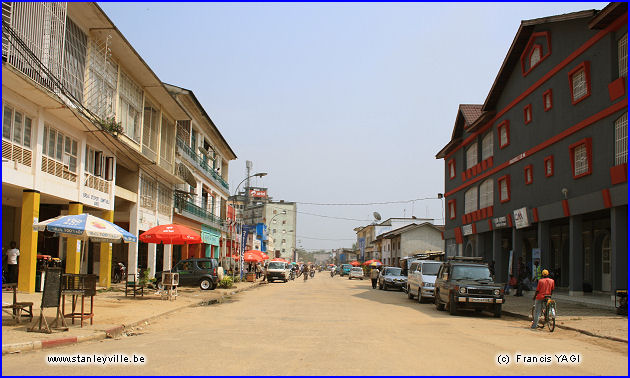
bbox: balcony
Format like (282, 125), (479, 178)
(173, 194), (226, 231)
(176, 138), (229, 193)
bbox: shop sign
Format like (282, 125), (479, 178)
(493, 216), (508, 228)
(513, 207), (530, 229)
(81, 189), (111, 210)
(462, 224), (473, 236)
(249, 188), (267, 198)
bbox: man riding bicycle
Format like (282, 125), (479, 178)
(531, 269), (554, 329)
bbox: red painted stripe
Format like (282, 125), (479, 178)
(532, 208), (539, 223)
(602, 189), (612, 208)
(507, 214), (513, 228)
(41, 337), (78, 349)
(445, 99), (628, 198)
(472, 223), (477, 234)
(562, 199), (570, 217)
(488, 219), (493, 231)
(446, 13), (628, 160)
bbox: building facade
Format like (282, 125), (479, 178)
(436, 3), (627, 302)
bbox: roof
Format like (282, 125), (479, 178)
(436, 104), (484, 159)
(589, 2), (627, 29)
(459, 104), (484, 126)
(379, 222), (443, 239)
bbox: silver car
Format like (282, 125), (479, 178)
(349, 267), (364, 280)
(407, 260), (442, 302)
(378, 267), (407, 291)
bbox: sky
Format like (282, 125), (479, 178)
(99, 1), (608, 251)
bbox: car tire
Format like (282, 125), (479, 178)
(493, 304), (502, 318)
(435, 291), (445, 311)
(200, 278), (213, 290)
(449, 294), (458, 316)
(418, 289), (424, 304)
(379, 282), (383, 290)
(360, 277), (363, 280)
(407, 286), (414, 300)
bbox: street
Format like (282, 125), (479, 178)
(2, 274), (627, 376)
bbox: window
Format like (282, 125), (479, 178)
(140, 174), (157, 209)
(615, 113), (627, 165)
(529, 45), (542, 68)
(85, 146), (103, 176)
(157, 183), (173, 216)
(86, 38), (118, 120)
(160, 115), (175, 165)
(464, 187), (478, 214)
(118, 71), (143, 142)
(498, 120), (510, 149)
(479, 179), (493, 209)
(544, 156), (554, 177)
(543, 89), (553, 111)
(524, 165), (533, 185)
(481, 132), (493, 160)
(619, 33), (627, 78)
(523, 104), (532, 124)
(448, 159), (456, 179)
(282, 229), (286, 234)
(498, 175), (511, 203)
(466, 142), (477, 169)
(42, 125), (78, 173)
(142, 99), (160, 158)
(569, 138), (592, 179)
(282, 220), (286, 225)
(62, 18), (87, 102)
(568, 62), (591, 105)
(2, 104), (32, 149)
(448, 200), (456, 220)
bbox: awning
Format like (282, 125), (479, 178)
(201, 225), (220, 246)
(177, 162), (197, 187)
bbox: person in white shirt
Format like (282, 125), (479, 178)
(6, 241), (20, 283)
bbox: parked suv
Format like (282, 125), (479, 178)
(434, 257), (504, 317)
(378, 266), (407, 291)
(407, 260), (442, 303)
(155, 258), (221, 290)
(266, 261), (291, 282)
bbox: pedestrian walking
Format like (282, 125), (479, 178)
(6, 241), (19, 283)
(370, 266), (379, 289)
(531, 269), (555, 329)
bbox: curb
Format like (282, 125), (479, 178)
(502, 310), (628, 344)
(2, 281), (262, 355)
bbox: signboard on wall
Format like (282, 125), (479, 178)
(513, 207), (530, 229)
(358, 238), (366, 262)
(249, 188), (267, 198)
(493, 216), (508, 229)
(462, 224), (473, 236)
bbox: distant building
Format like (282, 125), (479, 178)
(375, 223), (444, 267)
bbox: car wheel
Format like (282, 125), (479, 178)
(418, 289), (424, 304)
(493, 304), (502, 318)
(200, 278), (213, 290)
(449, 293), (458, 316)
(407, 286), (414, 300)
(379, 282), (383, 290)
(156, 279), (164, 291)
(435, 291), (445, 311)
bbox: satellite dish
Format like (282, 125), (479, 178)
(373, 212), (382, 221)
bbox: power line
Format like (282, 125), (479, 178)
(294, 197), (441, 206)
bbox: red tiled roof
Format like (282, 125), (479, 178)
(459, 104), (484, 126)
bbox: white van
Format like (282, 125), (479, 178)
(407, 260), (442, 303)
(266, 261), (291, 282)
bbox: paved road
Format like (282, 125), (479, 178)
(2, 274), (627, 375)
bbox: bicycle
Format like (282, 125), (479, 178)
(530, 295), (556, 332)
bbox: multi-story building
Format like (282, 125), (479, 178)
(240, 199), (297, 260)
(375, 223), (444, 267)
(2, 2), (234, 290)
(356, 217), (432, 262)
(436, 3), (627, 302)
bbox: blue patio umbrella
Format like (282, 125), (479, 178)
(33, 213), (137, 243)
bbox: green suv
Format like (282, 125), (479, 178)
(434, 257), (504, 317)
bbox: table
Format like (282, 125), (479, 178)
(61, 274), (96, 328)
(2, 283), (33, 323)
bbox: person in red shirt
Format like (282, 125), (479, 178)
(531, 269), (555, 329)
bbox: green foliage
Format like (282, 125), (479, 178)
(97, 116), (123, 134)
(139, 268), (151, 286)
(218, 276), (234, 289)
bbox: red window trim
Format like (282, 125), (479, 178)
(524, 164), (533, 185)
(520, 32), (552, 77)
(448, 199), (456, 220)
(569, 137), (593, 179)
(497, 120), (510, 149)
(498, 175), (511, 203)
(523, 104), (532, 125)
(448, 159), (456, 180)
(568, 61), (591, 105)
(544, 155), (554, 177)
(543, 89), (553, 111)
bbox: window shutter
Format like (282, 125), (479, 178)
(105, 156), (114, 181)
(94, 151), (103, 176)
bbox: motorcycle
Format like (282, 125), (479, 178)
(330, 269), (335, 278)
(309, 269), (315, 278)
(289, 270), (295, 280)
(113, 262), (126, 283)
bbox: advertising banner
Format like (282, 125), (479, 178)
(532, 248), (541, 279)
(358, 238), (366, 262)
(513, 207), (530, 229)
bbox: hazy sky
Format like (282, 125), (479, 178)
(100, 2), (608, 251)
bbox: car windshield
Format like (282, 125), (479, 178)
(384, 268), (403, 276)
(342, 265), (351, 269)
(421, 263), (441, 276)
(268, 262), (285, 269)
(351, 267), (362, 272)
(452, 265), (492, 280)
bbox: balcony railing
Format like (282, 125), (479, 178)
(173, 194), (226, 231)
(176, 138), (229, 192)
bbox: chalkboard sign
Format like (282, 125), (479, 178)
(42, 267), (62, 308)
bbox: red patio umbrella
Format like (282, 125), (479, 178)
(242, 252), (263, 263)
(363, 259), (382, 266)
(271, 258), (289, 263)
(139, 224), (201, 244)
(246, 249), (270, 260)
(349, 261), (360, 267)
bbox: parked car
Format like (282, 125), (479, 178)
(266, 261), (291, 282)
(155, 258), (221, 290)
(349, 267), (364, 280)
(434, 257), (504, 317)
(407, 260), (442, 303)
(378, 266), (407, 291)
(339, 264), (352, 277)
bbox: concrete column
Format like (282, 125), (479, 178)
(512, 227), (523, 277)
(99, 209), (114, 288)
(147, 243), (157, 279)
(569, 215), (584, 296)
(492, 229), (506, 283)
(611, 206), (627, 294)
(475, 234), (485, 260)
(18, 190), (40, 293)
(65, 202), (83, 274)
(128, 203), (139, 278)
(163, 244), (173, 271)
(537, 221), (551, 270)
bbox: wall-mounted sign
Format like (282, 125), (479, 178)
(493, 216), (508, 228)
(462, 224), (473, 236)
(249, 188), (267, 198)
(513, 207), (530, 229)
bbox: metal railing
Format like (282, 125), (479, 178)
(176, 138), (229, 191)
(173, 193), (226, 230)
